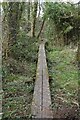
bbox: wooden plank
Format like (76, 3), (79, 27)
(42, 44), (53, 118)
(31, 44), (43, 118)
(31, 43), (53, 119)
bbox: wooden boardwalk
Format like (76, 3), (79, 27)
(31, 42), (53, 119)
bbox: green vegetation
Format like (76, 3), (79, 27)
(47, 45), (78, 103)
(1, 1), (79, 119)
(2, 2), (39, 119)
(44, 2), (80, 46)
(2, 34), (38, 119)
(3, 74), (34, 119)
(43, 2), (79, 118)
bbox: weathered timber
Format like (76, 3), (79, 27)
(31, 42), (53, 119)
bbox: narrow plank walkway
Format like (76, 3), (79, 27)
(31, 42), (53, 119)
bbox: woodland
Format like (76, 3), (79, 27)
(0, 1), (80, 119)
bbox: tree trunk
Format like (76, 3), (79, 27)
(8, 3), (19, 46)
(31, 2), (38, 37)
(27, 1), (30, 21)
(8, 2), (24, 57)
(37, 18), (45, 39)
(38, 0), (41, 18)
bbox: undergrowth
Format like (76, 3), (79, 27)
(46, 42), (79, 118)
(2, 32), (38, 119)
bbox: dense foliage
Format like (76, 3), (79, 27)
(44, 2), (80, 46)
(2, 2), (38, 119)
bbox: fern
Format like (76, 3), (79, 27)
(64, 25), (73, 34)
